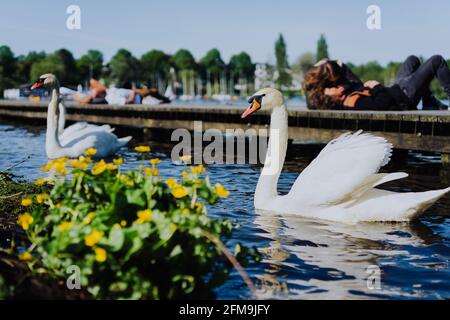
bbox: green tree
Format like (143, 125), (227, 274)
(171, 49), (197, 71)
(200, 49), (225, 77)
(109, 49), (140, 88)
(30, 53), (65, 82)
(55, 48), (80, 85)
(274, 33), (292, 89)
(171, 49), (197, 95)
(77, 50), (104, 83)
(16, 51), (46, 83)
(229, 52), (254, 80)
(351, 61), (384, 83)
(200, 49), (226, 95)
(0, 45), (17, 97)
(316, 34), (329, 62)
(140, 50), (171, 89)
(383, 61), (401, 85)
(229, 52), (254, 95)
(292, 52), (315, 76)
(30, 49), (79, 86)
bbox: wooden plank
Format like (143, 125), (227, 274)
(0, 100), (449, 153)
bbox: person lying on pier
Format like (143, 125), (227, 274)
(72, 79), (108, 104)
(72, 79), (171, 105)
(105, 87), (171, 105)
(304, 55), (450, 111)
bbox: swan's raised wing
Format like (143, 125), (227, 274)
(289, 130), (394, 206)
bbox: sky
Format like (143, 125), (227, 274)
(0, 0), (449, 65)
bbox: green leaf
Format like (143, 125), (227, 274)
(108, 227), (125, 252)
(169, 245), (183, 258)
(125, 189), (146, 207)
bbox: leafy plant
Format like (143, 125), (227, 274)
(14, 148), (259, 299)
(0, 274), (10, 299)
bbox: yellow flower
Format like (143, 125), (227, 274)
(18, 252), (32, 261)
(263, 247), (269, 254)
(54, 162), (68, 175)
(85, 148), (97, 156)
(21, 197), (32, 207)
(92, 160), (106, 175)
(135, 146), (151, 153)
(120, 220), (127, 227)
(118, 174), (134, 187)
(179, 155), (192, 162)
(105, 163), (117, 170)
(57, 221), (73, 231)
(145, 167), (158, 176)
(113, 158), (123, 165)
(194, 202), (203, 210)
(68, 159), (88, 170)
(182, 208), (190, 215)
(165, 178), (177, 188)
(17, 213), (33, 230)
(171, 185), (188, 198)
(35, 193), (49, 204)
(84, 229), (103, 247)
(83, 212), (95, 225)
(54, 157), (68, 164)
(170, 224), (177, 232)
(136, 209), (152, 224)
(40, 161), (53, 172)
(182, 170), (189, 179)
(150, 158), (161, 166)
(34, 178), (46, 186)
(91, 160), (116, 175)
(190, 164), (205, 175)
(94, 247), (107, 263)
(215, 184), (230, 198)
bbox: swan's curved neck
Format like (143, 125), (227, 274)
(46, 86), (63, 154)
(255, 105), (288, 207)
(58, 101), (66, 135)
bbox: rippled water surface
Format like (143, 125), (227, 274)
(0, 123), (449, 300)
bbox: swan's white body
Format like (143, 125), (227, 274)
(246, 88), (450, 224)
(57, 101), (114, 145)
(34, 74), (131, 159)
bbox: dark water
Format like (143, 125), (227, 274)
(0, 123), (449, 300)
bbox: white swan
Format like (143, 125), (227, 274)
(31, 74), (132, 159)
(57, 100), (114, 145)
(242, 88), (450, 223)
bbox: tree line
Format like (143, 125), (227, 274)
(1, 34), (448, 98)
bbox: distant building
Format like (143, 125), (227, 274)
(254, 63), (275, 90)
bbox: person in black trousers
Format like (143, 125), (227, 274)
(304, 55), (450, 111)
(394, 55), (449, 110)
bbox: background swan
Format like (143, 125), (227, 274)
(57, 101), (114, 145)
(241, 88), (450, 223)
(31, 74), (132, 159)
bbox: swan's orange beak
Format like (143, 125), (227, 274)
(30, 79), (44, 90)
(242, 95), (263, 119)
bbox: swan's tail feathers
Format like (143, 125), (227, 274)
(406, 186), (450, 220)
(349, 186), (450, 222)
(117, 136), (132, 147)
(100, 124), (114, 133)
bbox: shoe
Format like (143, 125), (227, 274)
(422, 95), (448, 110)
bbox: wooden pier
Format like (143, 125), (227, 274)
(0, 100), (449, 153)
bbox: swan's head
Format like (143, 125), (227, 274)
(31, 73), (59, 90)
(241, 88), (284, 118)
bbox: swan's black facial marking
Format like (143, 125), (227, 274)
(248, 94), (265, 105)
(242, 94), (265, 118)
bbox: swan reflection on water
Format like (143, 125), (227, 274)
(252, 209), (446, 299)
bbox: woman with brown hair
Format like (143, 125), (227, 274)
(303, 56), (450, 111)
